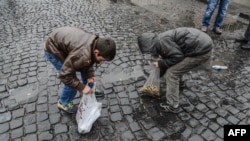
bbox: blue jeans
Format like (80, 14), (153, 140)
(44, 51), (87, 105)
(202, 0), (230, 28)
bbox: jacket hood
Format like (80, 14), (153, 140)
(138, 33), (157, 54)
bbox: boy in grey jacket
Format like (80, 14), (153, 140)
(138, 27), (213, 113)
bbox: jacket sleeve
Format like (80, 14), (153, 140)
(59, 59), (86, 92)
(157, 39), (185, 77)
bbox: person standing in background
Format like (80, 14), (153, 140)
(235, 19), (250, 50)
(201, 0), (230, 35)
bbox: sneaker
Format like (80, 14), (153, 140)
(160, 103), (180, 113)
(201, 26), (208, 33)
(57, 101), (78, 114)
(213, 27), (222, 35)
(95, 88), (105, 97)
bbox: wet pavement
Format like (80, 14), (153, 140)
(1, 0), (250, 140)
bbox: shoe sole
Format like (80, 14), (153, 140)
(57, 104), (76, 114)
(160, 103), (179, 113)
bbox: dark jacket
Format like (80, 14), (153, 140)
(138, 27), (213, 76)
(45, 27), (98, 92)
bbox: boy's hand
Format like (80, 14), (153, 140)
(152, 61), (159, 68)
(82, 85), (93, 94)
(87, 77), (96, 83)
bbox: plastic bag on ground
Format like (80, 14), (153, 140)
(140, 66), (160, 96)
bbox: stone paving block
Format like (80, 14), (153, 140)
(115, 122), (129, 133)
(216, 128), (224, 139)
(54, 134), (69, 141)
(134, 130), (148, 140)
(110, 105), (120, 113)
(100, 125), (114, 137)
(196, 103), (209, 113)
(121, 105), (133, 115)
(208, 122), (220, 132)
(23, 134), (37, 141)
(24, 124), (37, 134)
(25, 102), (36, 113)
(140, 118), (157, 130)
(148, 127), (165, 141)
(54, 123), (68, 134)
(17, 79), (28, 86)
(128, 91), (139, 99)
(110, 112), (122, 122)
(38, 131), (53, 141)
(119, 98), (130, 105)
(201, 129), (217, 141)
(188, 134), (204, 141)
(129, 122), (141, 132)
(100, 107), (108, 117)
(215, 108), (228, 117)
(121, 130), (135, 141)
(117, 91), (128, 98)
(37, 96), (47, 104)
(24, 114), (36, 125)
(181, 126), (192, 139)
(0, 122), (9, 134)
(11, 127), (23, 139)
(191, 111), (204, 120)
(216, 117), (229, 126)
(109, 98), (119, 106)
(8, 102), (20, 111)
(36, 103), (48, 112)
(49, 113), (61, 124)
(227, 115), (240, 124)
(37, 112), (49, 122)
(188, 118), (200, 128)
(0, 107), (6, 113)
(48, 103), (60, 113)
(0, 112), (11, 124)
(10, 117), (23, 129)
(0, 132), (10, 141)
(38, 120), (51, 132)
(205, 111), (217, 119)
(199, 117), (209, 126)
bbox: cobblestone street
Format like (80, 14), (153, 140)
(1, 0), (250, 140)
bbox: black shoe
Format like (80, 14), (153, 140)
(235, 36), (248, 43)
(160, 103), (180, 113)
(241, 41), (250, 50)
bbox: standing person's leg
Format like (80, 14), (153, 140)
(201, 0), (219, 32)
(244, 22), (250, 40)
(213, 0), (230, 34)
(235, 21), (250, 43)
(160, 51), (211, 113)
(44, 50), (77, 113)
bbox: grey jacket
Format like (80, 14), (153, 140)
(138, 27), (213, 76)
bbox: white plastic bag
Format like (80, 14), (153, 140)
(76, 83), (102, 134)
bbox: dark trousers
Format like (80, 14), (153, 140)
(245, 22), (250, 40)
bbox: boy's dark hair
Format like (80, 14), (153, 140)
(96, 37), (116, 61)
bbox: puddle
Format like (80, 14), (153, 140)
(9, 84), (39, 103)
(101, 65), (144, 83)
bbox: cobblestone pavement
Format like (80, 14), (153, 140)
(1, 0), (250, 140)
